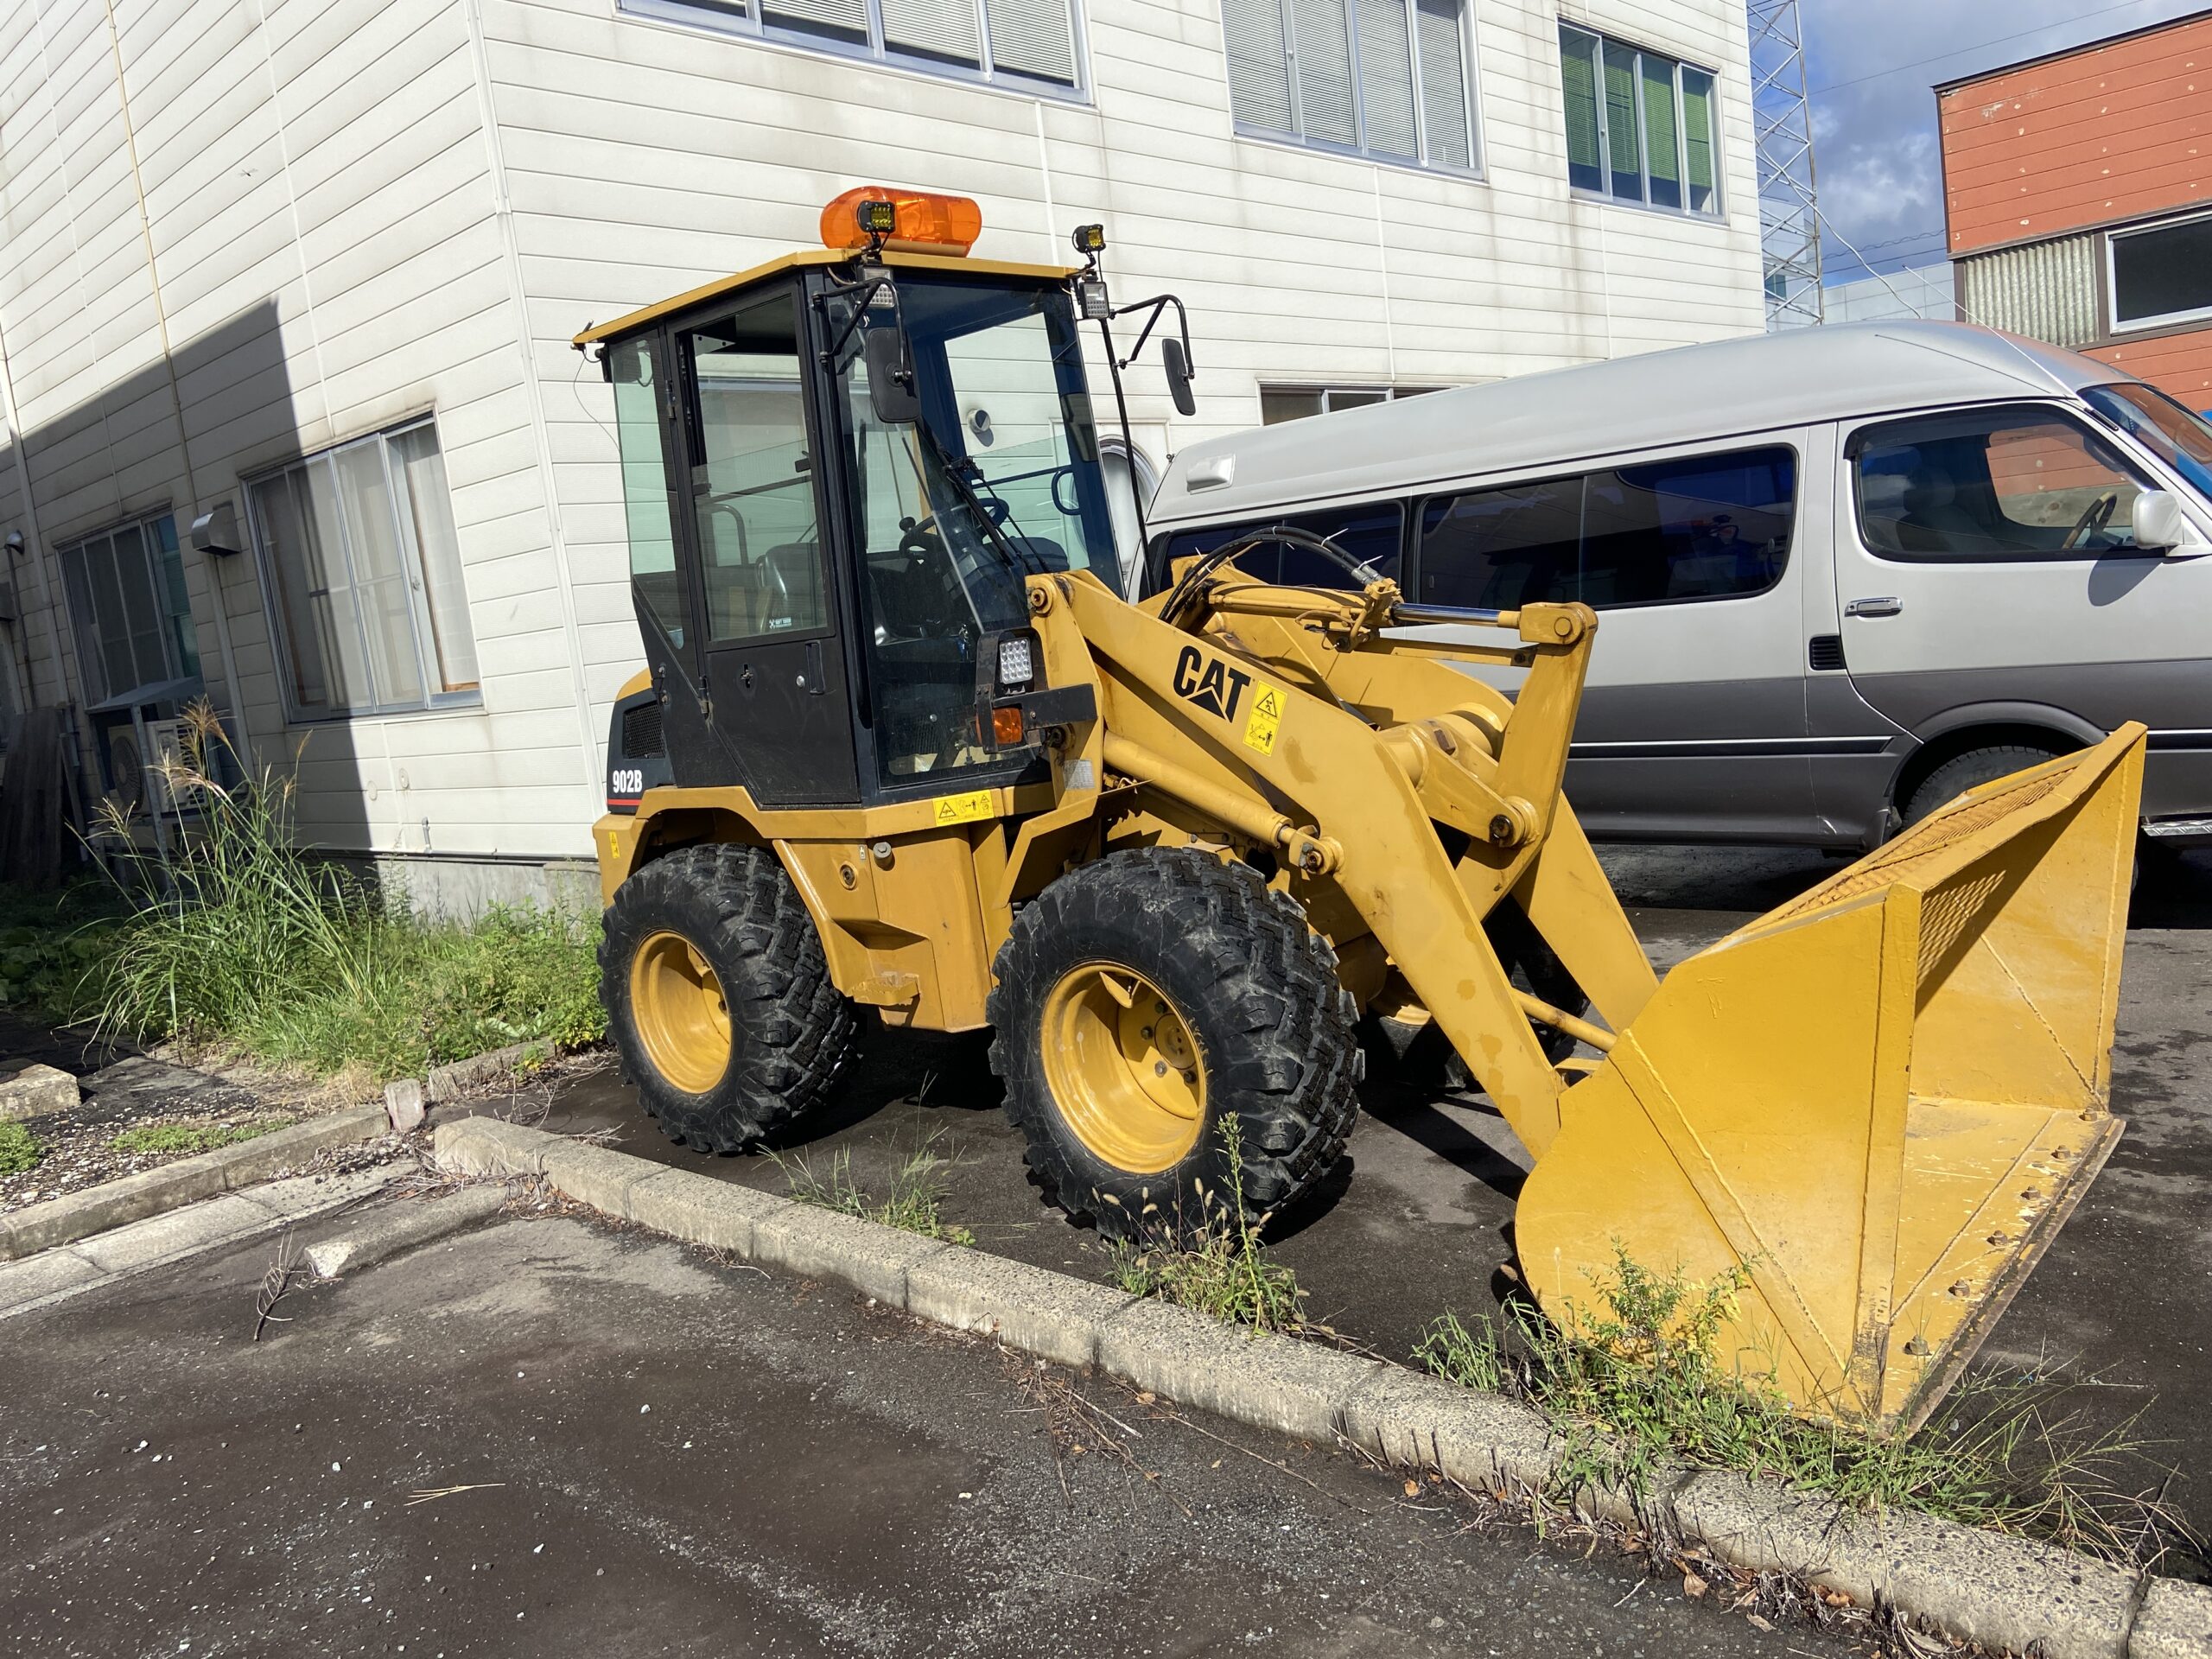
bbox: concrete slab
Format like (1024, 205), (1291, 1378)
(0, 1062), (78, 1121)
(747, 1201), (953, 1305)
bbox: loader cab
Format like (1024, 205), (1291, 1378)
(590, 211), (1124, 810)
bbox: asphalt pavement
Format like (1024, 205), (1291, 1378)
(493, 843), (2212, 1535)
(0, 1205), (1876, 1658)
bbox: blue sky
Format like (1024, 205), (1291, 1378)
(1801, 0), (2205, 284)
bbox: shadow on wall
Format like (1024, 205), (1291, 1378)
(0, 297), (374, 875)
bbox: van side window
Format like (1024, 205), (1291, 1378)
(1853, 406), (2153, 561)
(1418, 447), (1795, 610)
(1151, 501), (1403, 593)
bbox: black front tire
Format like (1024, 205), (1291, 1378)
(600, 843), (855, 1154)
(1902, 744), (2058, 829)
(988, 849), (1362, 1243)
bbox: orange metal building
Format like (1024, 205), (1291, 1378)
(1938, 10), (2212, 406)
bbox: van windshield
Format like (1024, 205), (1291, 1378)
(2082, 382), (2212, 499)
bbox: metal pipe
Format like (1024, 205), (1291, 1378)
(1101, 731), (1340, 874)
(1511, 988), (1616, 1054)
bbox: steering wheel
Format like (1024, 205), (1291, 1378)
(2063, 489), (2121, 550)
(898, 515), (944, 563)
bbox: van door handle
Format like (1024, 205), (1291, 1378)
(1844, 596), (1903, 618)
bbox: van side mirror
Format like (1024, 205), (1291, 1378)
(1160, 336), (1197, 417)
(2133, 489), (2204, 555)
(862, 327), (923, 424)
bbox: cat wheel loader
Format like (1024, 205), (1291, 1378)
(578, 188), (2145, 1433)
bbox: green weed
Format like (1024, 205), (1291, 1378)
(0, 880), (125, 1017)
(1105, 1116), (1306, 1335)
(110, 1120), (286, 1158)
(64, 702), (605, 1084)
(776, 1133), (976, 1247)
(1418, 1245), (2196, 1567)
(0, 1121), (43, 1175)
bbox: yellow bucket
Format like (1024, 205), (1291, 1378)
(1517, 724), (2145, 1431)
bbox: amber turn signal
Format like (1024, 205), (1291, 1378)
(992, 704), (1026, 746)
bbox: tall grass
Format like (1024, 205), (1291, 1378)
(775, 1131), (976, 1246)
(1418, 1246), (2198, 1568)
(1106, 1117), (1307, 1334)
(72, 702), (605, 1084)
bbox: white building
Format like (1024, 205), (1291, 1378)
(1821, 264), (1956, 326)
(0, 0), (1764, 907)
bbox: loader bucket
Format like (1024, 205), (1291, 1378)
(1516, 725), (2145, 1432)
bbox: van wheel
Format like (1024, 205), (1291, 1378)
(600, 843), (855, 1154)
(1901, 744), (2059, 830)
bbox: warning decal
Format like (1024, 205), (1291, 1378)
(1242, 682), (1284, 756)
(931, 789), (995, 826)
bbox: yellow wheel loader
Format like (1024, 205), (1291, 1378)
(578, 188), (2145, 1433)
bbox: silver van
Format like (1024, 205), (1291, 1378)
(1141, 322), (2212, 849)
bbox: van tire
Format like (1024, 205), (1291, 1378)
(1901, 744), (2060, 830)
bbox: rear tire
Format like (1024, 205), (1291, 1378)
(988, 849), (1361, 1243)
(600, 843), (855, 1154)
(1901, 744), (2058, 829)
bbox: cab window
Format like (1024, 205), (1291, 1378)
(680, 292), (830, 642)
(1852, 405), (2155, 561)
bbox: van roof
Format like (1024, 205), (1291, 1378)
(1147, 321), (2135, 528)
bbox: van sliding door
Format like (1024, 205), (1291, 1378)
(1408, 438), (1820, 842)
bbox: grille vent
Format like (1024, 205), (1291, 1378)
(621, 700), (665, 758)
(1808, 634), (1847, 671)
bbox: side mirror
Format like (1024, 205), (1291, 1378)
(1160, 336), (1197, 417)
(862, 327), (923, 424)
(2132, 489), (2205, 555)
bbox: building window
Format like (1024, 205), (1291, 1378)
(57, 513), (200, 706)
(1258, 385), (1442, 423)
(1558, 24), (1719, 216)
(623, 0), (1079, 94)
(2107, 211), (2212, 333)
(1223, 0), (1478, 172)
(246, 418), (480, 720)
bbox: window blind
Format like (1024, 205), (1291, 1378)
(1223, 0), (1471, 168)
(985, 0), (1073, 82)
(1414, 0), (1469, 168)
(1224, 0), (1294, 131)
(1354, 0), (1417, 159)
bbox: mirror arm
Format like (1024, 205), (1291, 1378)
(817, 274), (897, 370)
(1107, 294), (1193, 375)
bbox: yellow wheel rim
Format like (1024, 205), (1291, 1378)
(630, 931), (732, 1095)
(1040, 963), (1205, 1173)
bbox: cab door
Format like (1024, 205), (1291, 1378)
(672, 287), (859, 805)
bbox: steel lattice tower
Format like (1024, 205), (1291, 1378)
(1748, 0), (1825, 328)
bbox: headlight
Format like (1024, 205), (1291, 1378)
(997, 635), (1034, 688)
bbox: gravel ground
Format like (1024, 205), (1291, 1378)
(0, 1014), (369, 1215)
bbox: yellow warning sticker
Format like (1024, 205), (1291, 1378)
(931, 789), (995, 826)
(1243, 681), (1284, 756)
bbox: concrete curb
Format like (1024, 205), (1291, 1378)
(302, 1185), (514, 1280)
(432, 1116), (2212, 1659)
(0, 1104), (389, 1262)
(0, 1166), (401, 1321)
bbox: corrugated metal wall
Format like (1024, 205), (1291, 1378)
(1956, 235), (2098, 347)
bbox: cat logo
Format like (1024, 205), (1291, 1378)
(1172, 645), (1254, 723)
